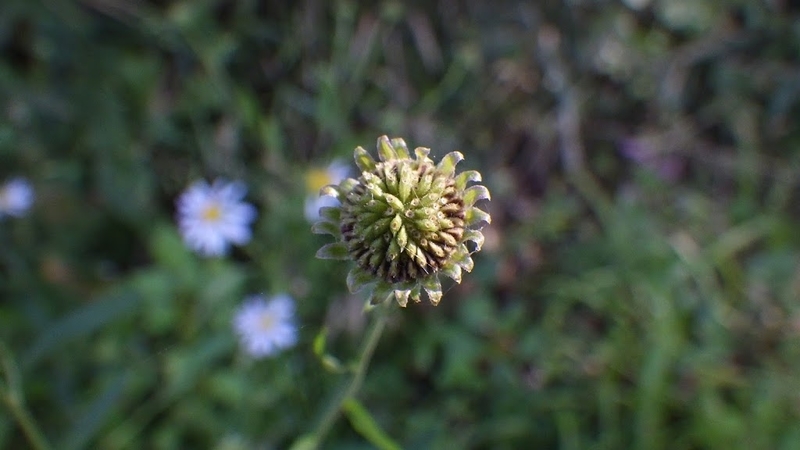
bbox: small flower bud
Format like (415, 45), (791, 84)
(314, 136), (490, 306)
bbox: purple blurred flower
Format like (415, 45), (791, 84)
(0, 177), (34, 219)
(176, 179), (257, 256)
(233, 294), (297, 358)
(619, 136), (684, 182)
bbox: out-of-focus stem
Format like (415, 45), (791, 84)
(0, 342), (52, 450)
(307, 306), (389, 448)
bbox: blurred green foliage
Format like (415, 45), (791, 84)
(2, 0), (800, 448)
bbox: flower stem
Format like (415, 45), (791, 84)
(0, 342), (52, 450)
(310, 305), (390, 447)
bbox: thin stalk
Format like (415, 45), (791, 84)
(1, 393), (52, 450)
(310, 307), (389, 447)
(0, 342), (52, 450)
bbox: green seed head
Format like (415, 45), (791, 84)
(314, 136), (490, 306)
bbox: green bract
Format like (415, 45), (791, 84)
(314, 136), (490, 306)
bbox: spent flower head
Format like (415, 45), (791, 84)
(314, 136), (490, 306)
(176, 179), (257, 256)
(233, 294), (298, 358)
(0, 177), (34, 219)
(304, 160), (350, 222)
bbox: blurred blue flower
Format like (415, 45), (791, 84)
(304, 160), (350, 222)
(176, 179), (257, 256)
(233, 294), (297, 358)
(0, 177), (34, 219)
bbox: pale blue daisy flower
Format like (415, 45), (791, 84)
(233, 294), (297, 358)
(0, 177), (34, 219)
(304, 160), (350, 222)
(176, 179), (257, 256)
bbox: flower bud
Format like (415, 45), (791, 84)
(314, 136), (490, 306)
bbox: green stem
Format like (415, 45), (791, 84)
(2, 393), (53, 450)
(310, 306), (390, 447)
(0, 342), (52, 450)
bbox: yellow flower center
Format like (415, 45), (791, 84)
(201, 203), (222, 222)
(258, 314), (276, 331)
(306, 168), (333, 194)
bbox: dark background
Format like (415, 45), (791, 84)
(2, 0), (800, 448)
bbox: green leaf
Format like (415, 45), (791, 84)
(316, 242), (350, 260)
(342, 398), (402, 450)
(439, 263), (463, 284)
(465, 207), (491, 227)
(455, 170), (482, 190)
(288, 434), (319, 450)
(23, 289), (140, 370)
(164, 335), (233, 397)
(463, 185), (491, 207)
(313, 327), (328, 357)
(409, 284), (423, 303)
(422, 275), (443, 305)
(319, 206), (341, 222)
(311, 220), (340, 237)
(313, 327), (345, 372)
(463, 229), (485, 251)
(393, 289), (411, 307)
(62, 373), (128, 450)
(453, 250), (475, 273)
(368, 284), (393, 306)
(321, 354), (345, 373)
(338, 178), (359, 194)
(436, 151), (464, 176)
(347, 267), (375, 293)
